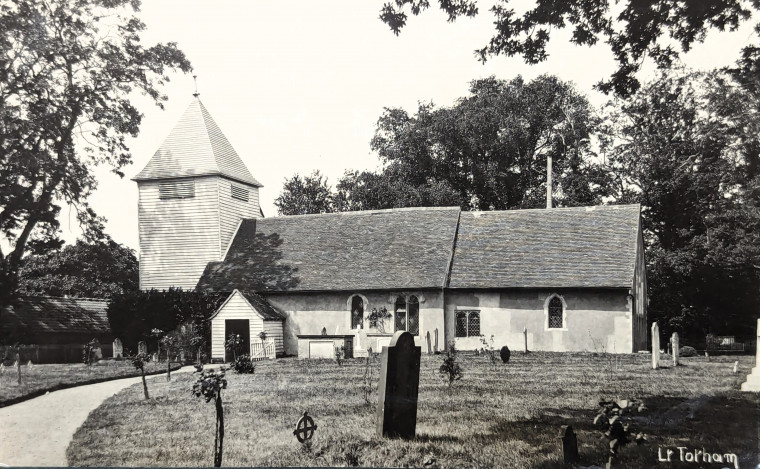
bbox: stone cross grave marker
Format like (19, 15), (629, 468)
(426, 331), (432, 355)
(671, 332), (679, 366)
(376, 331), (421, 439)
(560, 425), (579, 465)
(741, 318), (760, 392)
(113, 338), (123, 358)
(293, 411), (318, 443)
(651, 322), (660, 369)
(354, 328), (368, 358)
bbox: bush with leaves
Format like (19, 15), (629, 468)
(335, 346), (345, 366)
(367, 307), (392, 333)
(231, 355), (255, 374)
(225, 334), (244, 361)
(479, 335), (499, 365)
(192, 367), (228, 467)
(82, 339), (99, 365)
(439, 342), (463, 387)
(593, 399), (647, 467)
(130, 353), (151, 400)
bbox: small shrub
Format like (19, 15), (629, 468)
(335, 346), (345, 366)
(593, 399), (647, 467)
(225, 334), (244, 361)
(439, 342), (463, 387)
(82, 339), (99, 365)
(360, 353), (376, 405)
(479, 335), (498, 364)
(231, 354), (256, 374)
(679, 345), (698, 357)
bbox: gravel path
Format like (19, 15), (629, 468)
(0, 366), (194, 467)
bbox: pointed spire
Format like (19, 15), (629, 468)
(132, 99), (262, 187)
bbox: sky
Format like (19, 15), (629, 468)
(57, 0), (758, 253)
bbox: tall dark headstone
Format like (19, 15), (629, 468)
(560, 425), (579, 464)
(434, 328), (439, 353)
(376, 331), (421, 439)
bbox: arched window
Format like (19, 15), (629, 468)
(407, 296), (419, 335)
(548, 296), (564, 329)
(394, 296), (406, 332)
(351, 295), (364, 329)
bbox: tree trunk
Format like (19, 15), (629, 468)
(214, 392), (224, 467)
(141, 368), (149, 400)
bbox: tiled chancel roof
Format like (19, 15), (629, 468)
(448, 204), (641, 289)
(132, 98), (261, 187)
(197, 207), (462, 292)
(1, 296), (110, 335)
(197, 204), (641, 293)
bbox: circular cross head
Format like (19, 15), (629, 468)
(293, 411), (317, 443)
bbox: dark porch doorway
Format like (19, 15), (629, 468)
(224, 319), (250, 362)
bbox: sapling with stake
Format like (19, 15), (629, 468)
(192, 367), (228, 467)
(130, 352), (151, 399)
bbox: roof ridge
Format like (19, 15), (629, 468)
(466, 203), (641, 216)
(269, 206), (461, 220)
(19, 295), (109, 302)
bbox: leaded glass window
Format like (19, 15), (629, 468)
(455, 310), (479, 337)
(394, 295), (420, 335)
(351, 295), (364, 329)
(548, 297), (564, 328)
(394, 296), (406, 332)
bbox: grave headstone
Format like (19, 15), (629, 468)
(426, 331), (432, 355)
(113, 338), (123, 358)
(671, 332), (679, 366)
(138, 341), (147, 355)
(500, 345), (510, 363)
(433, 328), (439, 353)
(321, 327), (327, 336)
(560, 425), (579, 465)
(26, 360), (33, 370)
(651, 322), (660, 370)
(741, 318), (760, 391)
(376, 331), (421, 439)
(523, 327), (528, 354)
(733, 361), (739, 373)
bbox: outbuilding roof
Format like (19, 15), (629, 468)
(1, 296), (110, 336)
(198, 206), (462, 292)
(448, 204), (641, 289)
(197, 204), (641, 293)
(132, 98), (261, 187)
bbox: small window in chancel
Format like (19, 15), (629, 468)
(351, 295), (364, 329)
(548, 296), (564, 329)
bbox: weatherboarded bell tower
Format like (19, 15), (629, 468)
(133, 97), (262, 291)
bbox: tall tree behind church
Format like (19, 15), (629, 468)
(370, 75), (607, 210)
(601, 69), (760, 343)
(0, 0), (191, 311)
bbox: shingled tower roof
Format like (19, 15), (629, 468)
(132, 98), (262, 186)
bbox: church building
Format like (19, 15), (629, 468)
(134, 98), (648, 360)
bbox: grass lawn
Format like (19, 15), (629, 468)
(0, 360), (180, 406)
(67, 352), (759, 468)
